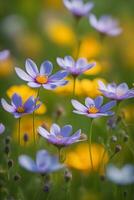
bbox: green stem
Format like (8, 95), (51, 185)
(72, 76), (77, 97)
(18, 118), (21, 145)
(88, 119), (94, 171)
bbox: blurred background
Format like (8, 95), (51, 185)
(0, 0), (134, 200)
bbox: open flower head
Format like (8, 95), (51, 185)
(38, 123), (85, 148)
(19, 150), (64, 173)
(98, 81), (134, 100)
(89, 14), (122, 36)
(15, 59), (68, 90)
(57, 56), (96, 76)
(106, 164), (134, 185)
(71, 96), (116, 118)
(63, 0), (94, 18)
(0, 123), (5, 135)
(1, 93), (41, 118)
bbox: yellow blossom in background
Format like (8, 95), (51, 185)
(84, 61), (102, 75)
(43, 0), (63, 10)
(54, 78), (105, 98)
(121, 105), (134, 122)
(78, 36), (101, 59)
(44, 18), (76, 46)
(13, 116), (52, 146)
(7, 85), (47, 115)
(15, 33), (43, 58)
(65, 143), (109, 173)
(0, 56), (14, 76)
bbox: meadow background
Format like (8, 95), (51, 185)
(0, 0), (134, 200)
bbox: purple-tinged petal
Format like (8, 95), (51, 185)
(116, 83), (129, 97)
(56, 57), (66, 68)
(94, 96), (103, 108)
(40, 61), (53, 76)
(27, 82), (41, 88)
(38, 126), (50, 139)
(19, 155), (38, 172)
(64, 56), (75, 67)
(85, 97), (94, 107)
(100, 101), (116, 112)
(36, 150), (50, 172)
(11, 93), (22, 107)
(23, 97), (35, 112)
(50, 124), (60, 136)
(84, 2), (94, 13)
(0, 123), (5, 134)
(89, 14), (98, 28)
(71, 99), (87, 112)
(15, 67), (33, 82)
(73, 110), (86, 115)
(1, 98), (15, 113)
(61, 125), (72, 137)
(42, 84), (57, 90)
(98, 80), (107, 91)
(47, 156), (64, 172)
(76, 58), (88, 68)
(66, 129), (81, 144)
(25, 59), (38, 78)
(49, 70), (68, 81)
(80, 63), (96, 72)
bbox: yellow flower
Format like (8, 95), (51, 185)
(7, 85), (46, 115)
(0, 56), (14, 76)
(13, 116), (52, 146)
(121, 105), (134, 122)
(78, 36), (101, 59)
(65, 143), (109, 173)
(44, 19), (76, 46)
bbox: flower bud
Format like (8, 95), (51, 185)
(123, 134), (129, 142)
(43, 182), (51, 193)
(4, 145), (10, 155)
(111, 135), (117, 143)
(7, 159), (13, 168)
(80, 133), (87, 141)
(23, 133), (29, 143)
(64, 169), (72, 183)
(100, 175), (105, 181)
(55, 106), (65, 118)
(115, 145), (122, 153)
(13, 173), (21, 181)
(5, 136), (11, 144)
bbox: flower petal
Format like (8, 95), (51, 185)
(36, 150), (50, 172)
(25, 59), (38, 78)
(27, 82), (41, 88)
(71, 99), (87, 112)
(61, 125), (72, 137)
(1, 98), (15, 113)
(85, 97), (94, 107)
(15, 67), (33, 81)
(11, 93), (22, 107)
(40, 61), (53, 76)
(116, 83), (129, 97)
(50, 124), (61, 136)
(94, 96), (103, 108)
(23, 97), (35, 112)
(0, 123), (5, 134)
(38, 126), (50, 139)
(100, 100), (116, 112)
(49, 70), (68, 81)
(19, 155), (38, 172)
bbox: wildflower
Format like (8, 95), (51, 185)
(98, 81), (134, 100)
(0, 50), (10, 60)
(106, 164), (134, 185)
(0, 49), (13, 76)
(7, 85), (47, 115)
(71, 96), (116, 118)
(0, 123), (5, 134)
(38, 123), (85, 148)
(15, 59), (68, 89)
(57, 56), (95, 76)
(19, 150), (64, 173)
(63, 0), (94, 18)
(89, 14), (122, 36)
(1, 93), (41, 118)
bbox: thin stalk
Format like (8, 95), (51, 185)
(72, 76), (77, 97)
(88, 119), (94, 171)
(18, 118), (21, 145)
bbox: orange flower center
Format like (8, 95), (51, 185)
(36, 75), (48, 84)
(17, 106), (25, 113)
(56, 135), (63, 140)
(88, 105), (99, 114)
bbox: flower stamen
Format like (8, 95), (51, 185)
(88, 105), (99, 114)
(36, 75), (48, 84)
(17, 106), (25, 113)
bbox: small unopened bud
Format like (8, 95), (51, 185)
(43, 182), (51, 193)
(123, 134), (129, 142)
(5, 136), (11, 144)
(55, 106), (65, 118)
(7, 159), (13, 168)
(64, 169), (72, 183)
(13, 173), (21, 181)
(80, 133), (87, 141)
(111, 135), (117, 143)
(115, 145), (122, 153)
(100, 175), (105, 181)
(4, 145), (10, 155)
(23, 133), (29, 143)
(123, 191), (127, 198)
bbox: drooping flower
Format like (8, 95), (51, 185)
(1, 93), (41, 118)
(71, 96), (116, 118)
(19, 150), (64, 173)
(106, 164), (134, 185)
(63, 0), (94, 18)
(38, 123), (85, 148)
(98, 81), (134, 100)
(89, 14), (122, 36)
(15, 59), (68, 90)
(57, 56), (96, 76)
(0, 123), (5, 134)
